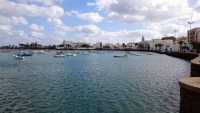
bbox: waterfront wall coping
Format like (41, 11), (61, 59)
(191, 54), (200, 65)
(179, 77), (200, 93)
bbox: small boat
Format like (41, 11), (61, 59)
(130, 53), (137, 55)
(2, 49), (11, 53)
(146, 53), (153, 55)
(66, 53), (76, 56)
(15, 51), (32, 56)
(13, 55), (25, 59)
(136, 54), (141, 56)
(125, 51), (131, 54)
(36, 50), (46, 54)
(114, 55), (128, 58)
(83, 52), (90, 55)
(74, 50), (81, 54)
(108, 51), (113, 53)
(29, 50), (37, 54)
(53, 54), (66, 57)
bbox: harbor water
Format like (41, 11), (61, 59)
(0, 51), (190, 113)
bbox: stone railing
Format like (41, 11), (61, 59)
(179, 54), (200, 113)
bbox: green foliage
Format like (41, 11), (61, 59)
(178, 40), (183, 51)
(191, 41), (200, 49)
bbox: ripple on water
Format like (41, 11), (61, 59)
(0, 51), (190, 113)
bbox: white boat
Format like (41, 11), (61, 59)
(2, 49), (11, 53)
(146, 53), (153, 55)
(74, 50), (81, 54)
(13, 55), (25, 59)
(125, 51), (131, 54)
(29, 50), (37, 54)
(66, 53), (76, 56)
(114, 55), (128, 58)
(130, 53), (137, 55)
(36, 50), (46, 54)
(136, 54), (141, 56)
(53, 54), (66, 57)
(83, 52), (90, 55)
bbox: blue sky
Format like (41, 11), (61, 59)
(0, 0), (200, 46)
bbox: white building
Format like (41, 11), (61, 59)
(103, 43), (115, 49)
(114, 43), (123, 49)
(93, 42), (103, 49)
(126, 43), (136, 50)
(63, 40), (91, 49)
(138, 36), (173, 51)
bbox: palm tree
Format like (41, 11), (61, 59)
(178, 40), (183, 52)
(158, 43), (163, 51)
(181, 46), (187, 52)
(155, 44), (158, 50)
(147, 44), (150, 50)
(139, 44), (143, 50)
(122, 43), (125, 49)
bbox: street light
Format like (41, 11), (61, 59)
(174, 27), (178, 52)
(188, 16), (195, 51)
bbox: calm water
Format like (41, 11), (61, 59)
(0, 50), (190, 113)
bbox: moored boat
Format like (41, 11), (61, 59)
(114, 55), (128, 58)
(83, 52), (90, 55)
(13, 55), (25, 59)
(36, 50), (46, 54)
(146, 53), (153, 55)
(2, 49), (11, 53)
(53, 54), (66, 57)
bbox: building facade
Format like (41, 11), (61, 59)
(187, 27), (200, 43)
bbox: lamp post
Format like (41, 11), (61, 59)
(174, 27), (178, 52)
(188, 16), (195, 51)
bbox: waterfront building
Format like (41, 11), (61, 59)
(63, 40), (91, 49)
(94, 42), (103, 49)
(103, 43), (114, 49)
(161, 36), (176, 42)
(138, 36), (173, 51)
(187, 27), (200, 43)
(126, 42), (136, 50)
(114, 43), (123, 49)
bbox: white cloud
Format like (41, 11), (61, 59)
(54, 30), (66, 36)
(29, 31), (44, 38)
(87, 0), (118, 10)
(77, 12), (104, 23)
(194, 0), (200, 13)
(47, 18), (63, 26)
(66, 11), (104, 23)
(0, 15), (28, 25)
(29, 24), (45, 31)
(0, 25), (12, 31)
(72, 25), (101, 34)
(27, 0), (64, 6)
(0, 0), (64, 18)
(88, 0), (200, 24)
(17, 0), (27, 4)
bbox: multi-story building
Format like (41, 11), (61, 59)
(161, 36), (176, 42)
(126, 42), (136, 49)
(138, 36), (173, 50)
(63, 40), (91, 49)
(187, 27), (200, 43)
(95, 42), (103, 49)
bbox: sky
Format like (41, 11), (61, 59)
(1, 0), (200, 46)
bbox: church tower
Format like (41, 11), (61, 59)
(142, 36), (145, 42)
